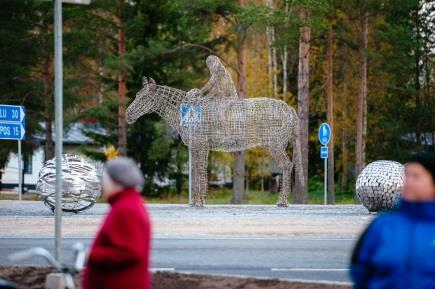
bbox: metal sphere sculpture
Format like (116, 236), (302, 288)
(36, 154), (101, 213)
(126, 55), (304, 207)
(356, 160), (405, 212)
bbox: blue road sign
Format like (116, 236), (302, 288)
(0, 105), (25, 123)
(0, 105), (26, 140)
(319, 123), (331, 205)
(320, 146), (328, 159)
(318, 123), (331, 145)
(180, 104), (201, 127)
(0, 123), (25, 140)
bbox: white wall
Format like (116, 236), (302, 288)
(2, 147), (44, 188)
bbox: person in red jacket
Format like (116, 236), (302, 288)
(82, 157), (152, 289)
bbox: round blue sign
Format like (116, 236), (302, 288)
(318, 123), (331, 145)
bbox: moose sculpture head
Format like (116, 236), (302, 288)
(126, 77), (158, 124)
(126, 76), (187, 126)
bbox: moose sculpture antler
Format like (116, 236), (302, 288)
(126, 55), (304, 207)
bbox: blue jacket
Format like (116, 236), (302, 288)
(350, 198), (435, 289)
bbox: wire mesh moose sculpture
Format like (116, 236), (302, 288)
(126, 55), (304, 207)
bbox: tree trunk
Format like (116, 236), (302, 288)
(281, 1), (289, 99)
(266, 0), (277, 98)
(232, 0), (247, 204)
(341, 59), (349, 193)
(266, 28), (277, 98)
(21, 148), (25, 191)
(271, 31), (278, 98)
(414, 10), (421, 147)
(326, 27), (335, 204)
(294, 12), (310, 204)
(267, 30), (273, 95)
(281, 46), (288, 98)
(175, 141), (184, 195)
(356, 10), (368, 177)
(98, 57), (104, 105)
(117, 0), (127, 156)
(43, 50), (54, 161)
(233, 151), (245, 203)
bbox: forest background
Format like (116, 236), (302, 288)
(1, 0), (433, 204)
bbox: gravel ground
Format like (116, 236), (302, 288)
(0, 201), (374, 238)
(0, 266), (351, 289)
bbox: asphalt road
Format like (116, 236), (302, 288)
(0, 237), (355, 284)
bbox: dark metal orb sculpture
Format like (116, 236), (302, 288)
(356, 160), (405, 212)
(36, 154), (101, 213)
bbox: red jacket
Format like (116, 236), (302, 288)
(82, 188), (152, 289)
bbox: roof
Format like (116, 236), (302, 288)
(34, 122), (106, 145)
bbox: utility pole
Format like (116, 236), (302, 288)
(54, 0), (91, 263)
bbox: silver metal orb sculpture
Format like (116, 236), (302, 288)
(126, 55), (304, 207)
(36, 154), (101, 213)
(356, 160), (405, 212)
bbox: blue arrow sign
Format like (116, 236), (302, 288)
(0, 105), (26, 140)
(0, 105), (25, 123)
(320, 146), (328, 159)
(318, 123), (331, 146)
(0, 123), (25, 140)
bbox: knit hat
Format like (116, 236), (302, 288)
(104, 157), (144, 188)
(406, 152), (435, 182)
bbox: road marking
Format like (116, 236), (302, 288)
(150, 267), (175, 272)
(271, 268), (348, 272)
(0, 236), (357, 241)
(153, 236), (357, 241)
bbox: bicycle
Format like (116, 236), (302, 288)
(0, 243), (85, 289)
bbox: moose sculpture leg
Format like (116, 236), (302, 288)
(190, 144), (209, 207)
(267, 146), (293, 207)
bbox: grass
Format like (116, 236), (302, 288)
(146, 188), (280, 205)
(146, 179), (358, 205)
(0, 178), (358, 205)
(146, 189), (358, 205)
(0, 193), (39, 201)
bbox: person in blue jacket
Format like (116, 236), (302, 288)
(350, 152), (435, 289)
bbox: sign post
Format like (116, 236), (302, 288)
(0, 105), (26, 201)
(18, 140), (22, 201)
(180, 104), (201, 204)
(318, 123), (331, 205)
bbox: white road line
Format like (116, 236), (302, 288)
(271, 268), (348, 272)
(150, 267), (175, 272)
(0, 236), (357, 241)
(153, 237), (357, 241)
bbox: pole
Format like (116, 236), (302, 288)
(324, 157), (327, 205)
(54, 0), (63, 262)
(17, 140), (22, 201)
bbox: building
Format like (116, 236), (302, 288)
(0, 122), (104, 191)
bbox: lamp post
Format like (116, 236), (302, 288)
(54, 0), (91, 263)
